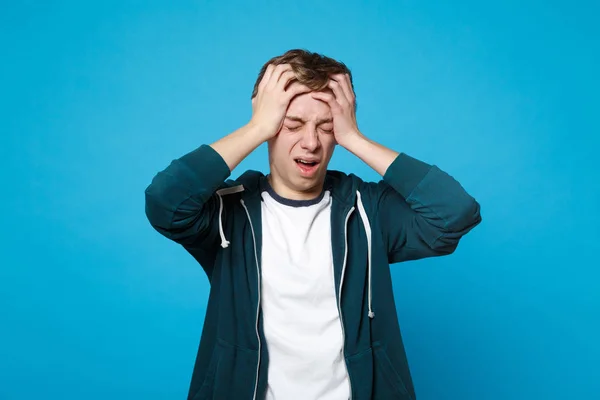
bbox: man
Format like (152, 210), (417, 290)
(145, 49), (482, 400)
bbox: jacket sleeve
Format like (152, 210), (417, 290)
(371, 153), (482, 263)
(144, 144), (231, 249)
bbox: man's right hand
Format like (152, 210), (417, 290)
(209, 64), (310, 172)
(250, 64), (312, 140)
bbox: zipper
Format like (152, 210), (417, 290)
(337, 206), (355, 399)
(241, 199), (262, 400)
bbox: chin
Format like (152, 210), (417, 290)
(297, 172), (325, 187)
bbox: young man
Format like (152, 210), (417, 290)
(145, 49), (482, 400)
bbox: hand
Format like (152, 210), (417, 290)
(250, 64), (312, 140)
(310, 74), (361, 146)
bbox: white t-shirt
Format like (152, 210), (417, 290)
(260, 182), (350, 400)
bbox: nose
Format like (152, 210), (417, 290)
(300, 127), (320, 152)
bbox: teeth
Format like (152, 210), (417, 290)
(298, 159), (316, 164)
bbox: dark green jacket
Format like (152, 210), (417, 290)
(145, 144), (481, 400)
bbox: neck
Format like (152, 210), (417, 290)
(267, 173), (324, 201)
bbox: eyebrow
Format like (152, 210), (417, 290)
(285, 115), (333, 125)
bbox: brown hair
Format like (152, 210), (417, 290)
(251, 49), (354, 101)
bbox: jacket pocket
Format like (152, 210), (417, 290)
(372, 342), (412, 399)
(193, 339), (258, 400)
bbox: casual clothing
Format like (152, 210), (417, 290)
(260, 183), (349, 399)
(145, 144), (482, 400)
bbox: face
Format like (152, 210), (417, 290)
(267, 91), (337, 200)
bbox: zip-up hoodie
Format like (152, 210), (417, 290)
(145, 144), (482, 400)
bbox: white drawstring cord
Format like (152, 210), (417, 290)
(215, 185), (245, 249)
(218, 193), (230, 248)
(356, 191), (375, 319)
(216, 185), (374, 319)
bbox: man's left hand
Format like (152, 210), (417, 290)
(310, 74), (362, 147)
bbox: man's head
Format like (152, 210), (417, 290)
(252, 49), (354, 200)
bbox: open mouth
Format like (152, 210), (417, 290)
(295, 159), (319, 167)
(295, 158), (320, 176)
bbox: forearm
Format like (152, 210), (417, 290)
(378, 149), (481, 240)
(210, 122), (270, 172)
(145, 143), (231, 243)
(341, 131), (480, 231)
(145, 122), (267, 234)
(339, 132), (400, 176)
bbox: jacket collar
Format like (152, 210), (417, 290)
(234, 169), (358, 208)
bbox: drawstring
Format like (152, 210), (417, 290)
(215, 185), (245, 248)
(355, 191), (375, 319)
(217, 193), (230, 248)
(215, 185), (373, 319)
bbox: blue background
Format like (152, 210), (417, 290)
(2, 1), (599, 399)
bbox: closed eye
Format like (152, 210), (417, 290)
(286, 125), (302, 131)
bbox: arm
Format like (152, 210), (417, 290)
(145, 64), (311, 246)
(312, 74), (482, 262)
(144, 124), (268, 278)
(144, 143), (231, 247)
(144, 121), (266, 246)
(344, 133), (481, 261)
(364, 149), (481, 262)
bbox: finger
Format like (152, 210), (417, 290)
(285, 81), (312, 100)
(328, 78), (350, 106)
(342, 74), (356, 104)
(267, 64), (292, 90)
(259, 64), (275, 92)
(277, 70), (297, 92)
(276, 64), (293, 82)
(311, 91), (342, 111)
(331, 73), (355, 106)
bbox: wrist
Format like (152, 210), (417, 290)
(339, 132), (399, 176)
(245, 120), (271, 142)
(337, 130), (368, 152)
